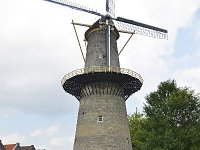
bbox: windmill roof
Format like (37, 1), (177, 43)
(85, 17), (119, 40)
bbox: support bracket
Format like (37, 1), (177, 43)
(118, 32), (134, 56)
(72, 20), (86, 63)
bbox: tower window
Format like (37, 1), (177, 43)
(98, 115), (103, 122)
(127, 138), (129, 144)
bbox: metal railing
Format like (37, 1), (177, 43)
(61, 66), (143, 85)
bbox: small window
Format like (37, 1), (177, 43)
(98, 115), (103, 122)
(127, 138), (129, 144)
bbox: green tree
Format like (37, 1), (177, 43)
(129, 80), (200, 150)
(128, 113), (145, 150)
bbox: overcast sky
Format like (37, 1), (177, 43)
(0, 0), (200, 149)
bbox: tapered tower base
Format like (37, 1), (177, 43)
(74, 93), (132, 150)
(62, 66), (143, 150)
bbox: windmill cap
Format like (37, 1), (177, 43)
(85, 17), (120, 40)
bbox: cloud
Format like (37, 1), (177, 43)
(180, 68), (200, 81)
(0, 0), (82, 116)
(175, 67), (200, 92)
(37, 145), (49, 150)
(50, 136), (74, 146)
(31, 123), (60, 137)
(2, 133), (26, 144)
(197, 24), (200, 38)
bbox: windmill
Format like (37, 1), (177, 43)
(43, 0), (167, 149)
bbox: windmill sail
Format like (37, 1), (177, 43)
(114, 17), (168, 39)
(43, 0), (168, 39)
(43, 0), (102, 16)
(106, 0), (116, 17)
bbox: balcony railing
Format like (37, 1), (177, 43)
(61, 66), (143, 85)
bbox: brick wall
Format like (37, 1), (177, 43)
(85, 27), (120, 68)
(73, 82), (132, 150)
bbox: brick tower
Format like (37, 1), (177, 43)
(62, 17), (143, 150)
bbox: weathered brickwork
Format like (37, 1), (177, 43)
(73, 86), (132, 150)
(80, 82), (124, 98)
(85, 26), (120, 68)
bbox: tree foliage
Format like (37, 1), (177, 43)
(128, 113), (145, 150)
(129, 80), (200, 150)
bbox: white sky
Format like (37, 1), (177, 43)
(0, 0), (200, 149)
